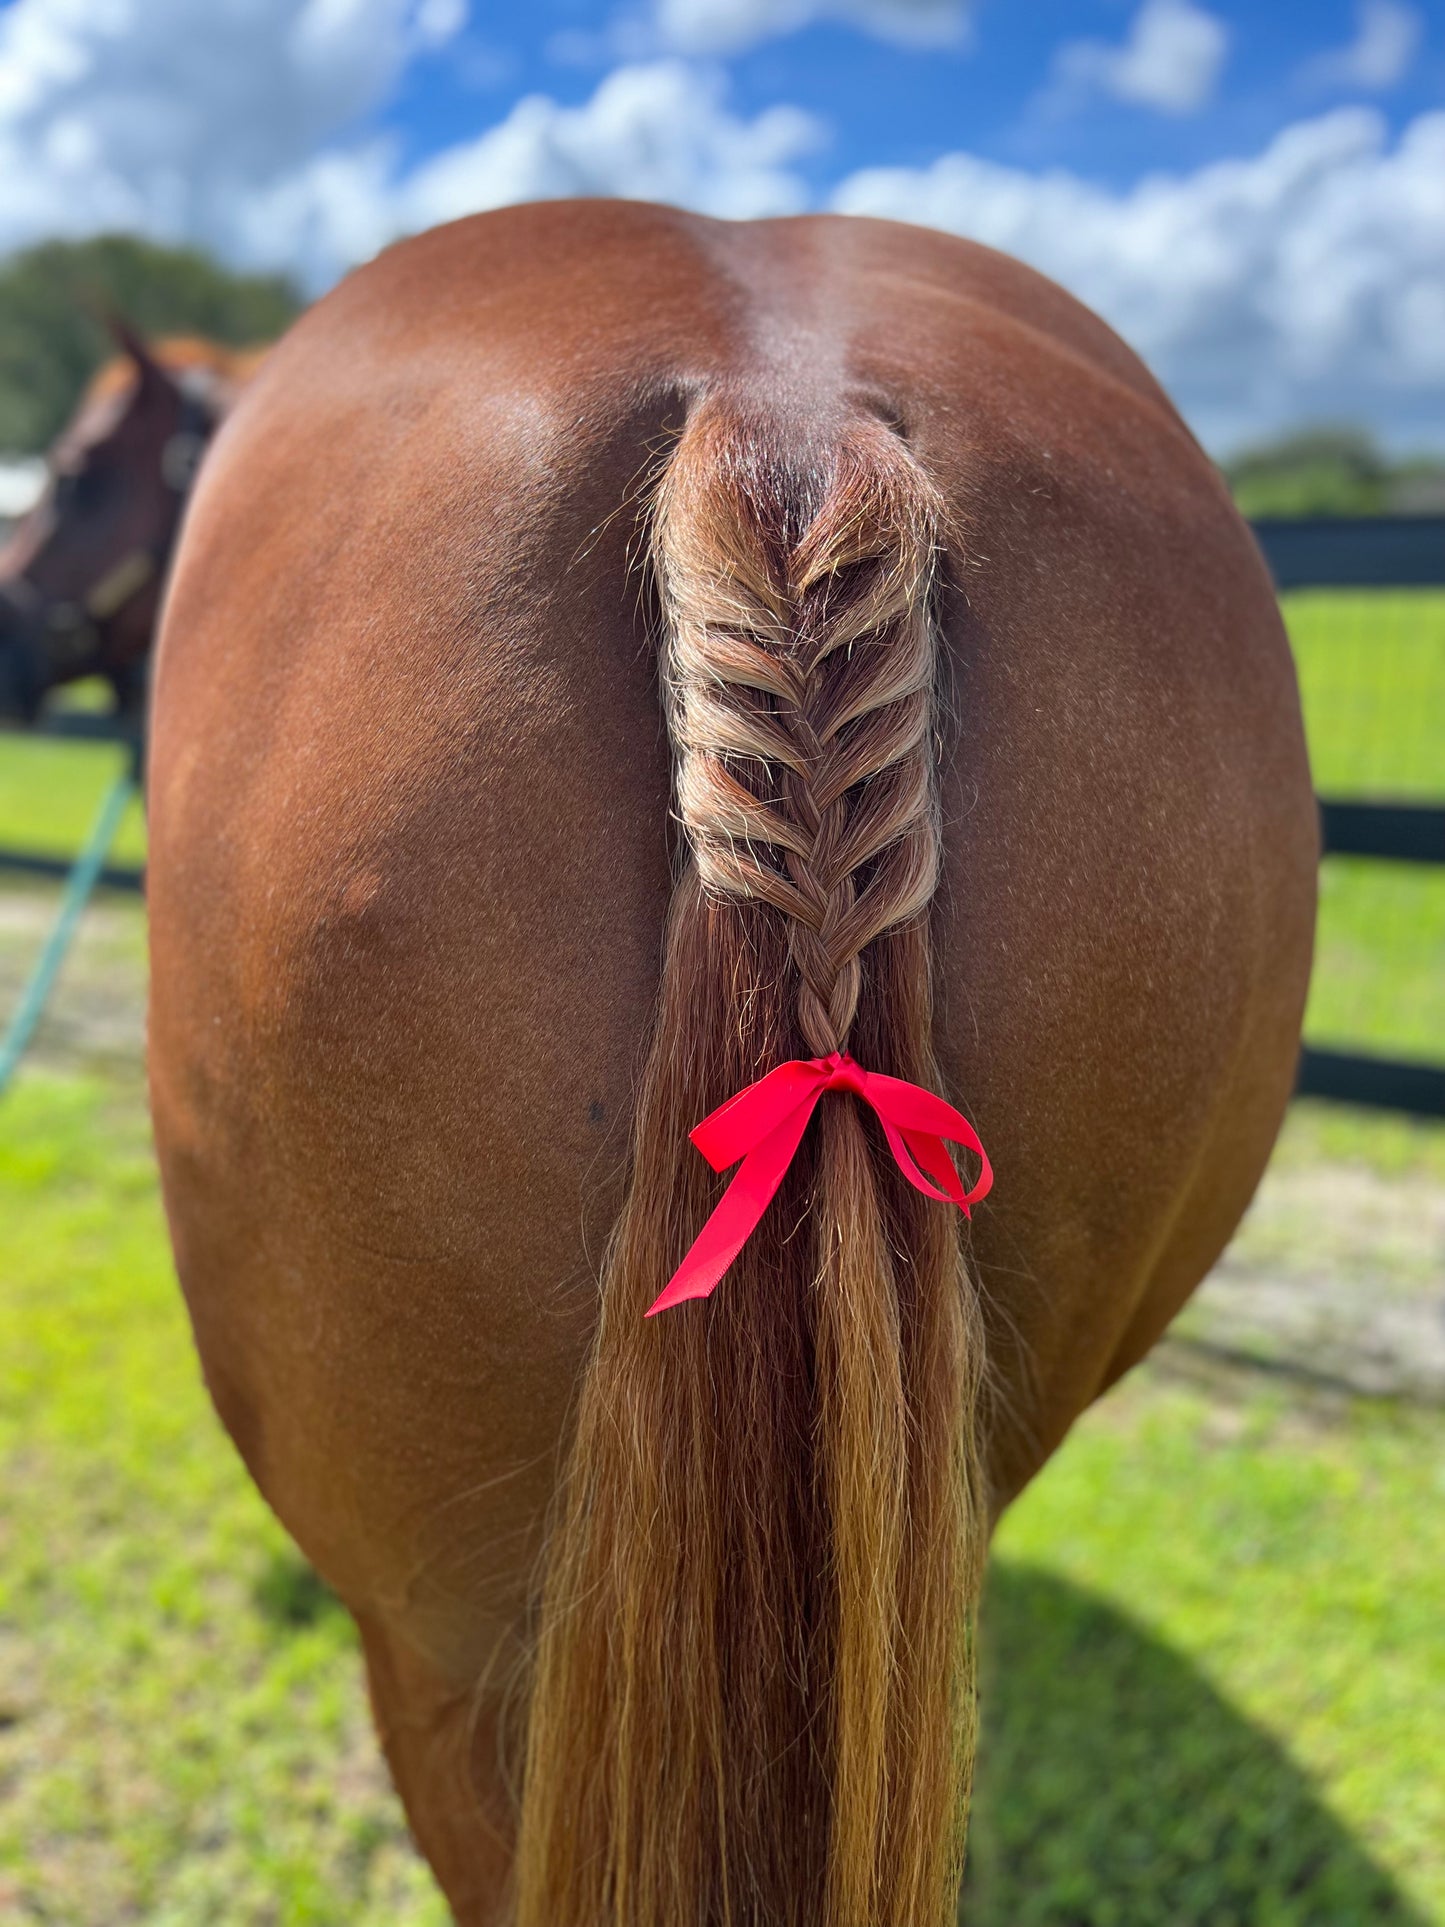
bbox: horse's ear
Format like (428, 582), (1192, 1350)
(103, 314), (175, 391)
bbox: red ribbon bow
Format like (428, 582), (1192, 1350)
(646, 1050), (993, 1317)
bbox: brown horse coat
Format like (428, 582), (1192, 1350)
(147, 200), (1316, 1923)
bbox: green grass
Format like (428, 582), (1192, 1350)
(974, 1384), (1444, 1924)
(0, 1073), (447, 1925)
(1285, 590), (1445, 801)
(1307, 859), (1445, 1059)
(1279, 1090), (1445, 1181)
(0, 733), (146, 867)
(3, 1071), (1442, 1923)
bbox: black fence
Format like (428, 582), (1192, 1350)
(1251, 518), (1445, 1119)
(3, 516), (1444, 1115)
(1252, 515), (1445, 591)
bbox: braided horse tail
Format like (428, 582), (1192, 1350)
(513, 398), (986, 1927)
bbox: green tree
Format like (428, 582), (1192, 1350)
(1224, 425), (1445, 518)
(0, 234), (302, 454)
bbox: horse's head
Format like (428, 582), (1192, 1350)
(0, 322), (217, 721)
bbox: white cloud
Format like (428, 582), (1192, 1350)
(0, 0), (462, 283)
(0, 4), (820, 287)
(834, 107), (1445, 448)
(400, 62), (823, 228)
(1299, 0), (1423, 94)
(648, 0), (969, 56)
(218, 60), (824, 282)
(414, 0), (468, 48)
(1045, 0), (1230, 117)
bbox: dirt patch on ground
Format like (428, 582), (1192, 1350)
(0, 884), (147, 1078)
(1168, 1155), (1445, 1402)
(3, 881), (1442, 1402)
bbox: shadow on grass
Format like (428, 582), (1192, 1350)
(252, 1549), (346, 1630)
(964, 1562), (1424, 1926)
(245, 1551), (1420, 1921)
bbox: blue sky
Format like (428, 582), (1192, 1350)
(387, 0), (1443, 187)
(0, 0), (1441, 451)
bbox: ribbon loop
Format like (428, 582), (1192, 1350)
(646, 1052), (992, 1317)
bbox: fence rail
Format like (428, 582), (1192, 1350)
(1296, 1049), (1445, 1120)
(0, 845), (144, 892)
(1317, 801), (1445, 865)
(1250, 514), (1444, 590)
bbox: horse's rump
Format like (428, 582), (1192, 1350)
(146, 201), (1317, 1927)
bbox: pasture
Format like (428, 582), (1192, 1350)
(2, 588), (1443, 1923)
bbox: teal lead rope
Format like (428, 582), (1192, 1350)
(0, 765), (138, 1095)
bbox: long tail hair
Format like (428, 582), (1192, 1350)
(513, 396), (987, 1927)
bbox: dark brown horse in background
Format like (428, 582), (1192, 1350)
(0, 331), (263, 721)
(147, 200), (1316, 1925)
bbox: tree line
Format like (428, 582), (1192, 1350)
(1225, 426), (1445, 519)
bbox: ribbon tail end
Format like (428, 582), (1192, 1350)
(645, 1272), (721, 1317)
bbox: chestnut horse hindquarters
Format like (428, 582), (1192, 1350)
(145, 202), (1317, 1927)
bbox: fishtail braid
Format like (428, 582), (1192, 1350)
(654, 402), (944, 1055)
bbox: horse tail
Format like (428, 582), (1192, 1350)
(513, 397), (987, 1927)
